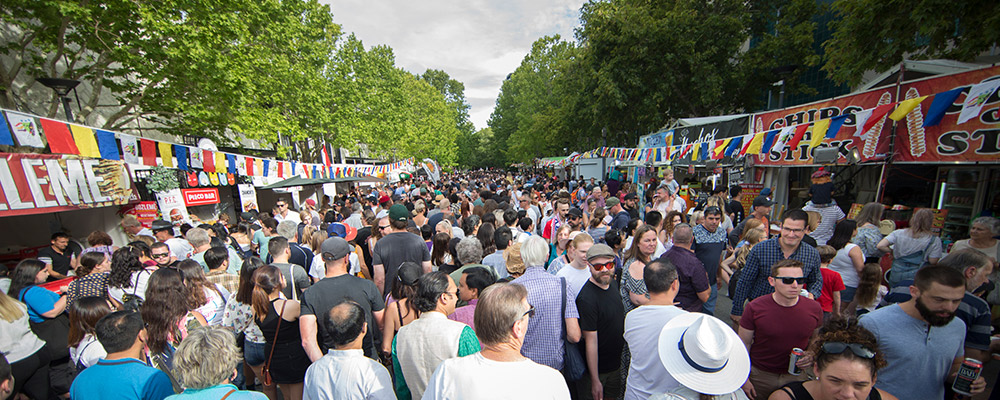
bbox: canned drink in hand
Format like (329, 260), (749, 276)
(788, 348), (804, 375)
(799, 289), (809, 297)
(952, 358), (982, 396)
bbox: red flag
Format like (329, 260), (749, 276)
(862, 104), (894, 134)
(141, 139), (156, 166)
(246, 157), (254, 176)
(322, 144), (332, 167)
(203, 150), (215, 172)
(39, 118), (79, 154)
(787, 124), (810, 150)
(277, 161), (284, 177)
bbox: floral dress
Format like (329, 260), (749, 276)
(619, 256), (649, 388)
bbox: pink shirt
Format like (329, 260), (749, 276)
(448, 299), (478, 331)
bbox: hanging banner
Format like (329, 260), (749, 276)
(0, 152), (135, 217)
(639, 129), (674, 148)
(155, 188), (190, 223)
(238, 184), (258, 212)
(119, 201), (158, 228)
(672, 117), (749, 147)
(895, 66), (1000, 163)
(750, 89), (894, 165)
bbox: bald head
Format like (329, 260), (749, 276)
(325, 301), (366, 349)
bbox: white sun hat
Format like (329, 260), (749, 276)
(657, 313), (751, 395)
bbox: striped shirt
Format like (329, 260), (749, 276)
(730, 238), (822, 316)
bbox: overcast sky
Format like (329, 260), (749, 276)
(321, 0), (586, 131)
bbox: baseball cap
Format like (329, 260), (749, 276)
(321, 237), (351, 261)
(605, 197), (621, 208)
(379, 195), (390, 205)
(305, 198), (316, 207)
(586, 244), (616, 261)
(752, 195), (773, 208)
(151, 220), (172, 232)
(375, 209), (389, 220)
(327, 222), (357, 241)
(624, 193), (638, 200)
(568, 207), (584, 219)
(760, 188), (772, 196)
(389, 204), (409, 222)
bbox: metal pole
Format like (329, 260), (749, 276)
(778, 80), (786, 109)
(60, 96), (74, 121)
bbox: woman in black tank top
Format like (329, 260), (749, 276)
(768, 319), (898, 400)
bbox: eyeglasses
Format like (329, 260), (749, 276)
(522, 306), (535, 318)
(152, 253), (170, 259)
(775, 276), (807, 285)
(277, 204), (287, 208)
(822, 342), (875, 359)
(378, 225), (390, 230)
(590, 261), (616, 271)
(781, 226), (805, 234)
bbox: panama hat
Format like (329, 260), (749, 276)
(657, 313), (750, 395)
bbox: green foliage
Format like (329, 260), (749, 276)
(823, 0), (1000, 86)
(145, 166), (180, 192)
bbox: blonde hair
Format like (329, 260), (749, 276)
(173, 326), (242, 389)
(0, 293), (26, 322)
(805, 211), (822, 232)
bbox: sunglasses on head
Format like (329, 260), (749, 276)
(775, 276), (807, 285)
(590, 261), (615, 271)
(822, 342), (875, 359)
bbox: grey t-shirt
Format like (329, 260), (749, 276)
(300, 274), (385, 358)
(272, 262), (311, 300)
(372, 231), (431, 295)
(885, 229), (943, 261)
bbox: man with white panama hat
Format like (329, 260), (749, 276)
(651, 313), (751, 399)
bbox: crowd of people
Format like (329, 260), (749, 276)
(0, 168), (998, 400)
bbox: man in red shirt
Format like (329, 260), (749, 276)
(737, 259), (822, 400)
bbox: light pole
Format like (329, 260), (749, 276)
(36, 77), (80, 121)
(770, 65), (798, 109)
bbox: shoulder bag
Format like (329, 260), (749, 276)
(560, 277), (586, 380)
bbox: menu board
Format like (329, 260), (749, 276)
(914, 208), (948, 235)
(739, 183), (764, 216)
(847, 203), (864, 219)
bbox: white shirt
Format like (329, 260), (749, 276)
(624, 305), (688, 400)
(828, 243), (861, 287)
(423, 353), (570, 400)
(136, 227), (153, 237)
(70, 334), (107, 369)
(309, 251), (360, 280)
(555, 265), (592, 300)
(304, 348), (395, 400)
(275, 211), (302, 224)
(165, 237), (193, 260)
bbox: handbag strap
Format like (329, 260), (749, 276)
(264, 299), (287, 369)
(220, 389), (237, 400)
(559, 277), (566, 340)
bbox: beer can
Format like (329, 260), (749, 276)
(952, 358), (982, 396)
(788, 348), (804, 375)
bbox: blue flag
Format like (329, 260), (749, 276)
(923, 87), (965, 127)
(0, 112), (14, 146)
(725, 137), (743, 157)
(174, 145), (188, 171)
(761, 130), (780, 154)
(95, 130), (119, 160)
(827, 115), (850, 139)
(227, 154), (237, 174)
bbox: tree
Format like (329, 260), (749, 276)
(419, 69), (477, 165)
(396, 73), (460, 165)
(823, 0), (1000, 86)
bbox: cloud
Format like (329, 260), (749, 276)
(320, 0), (585, 130)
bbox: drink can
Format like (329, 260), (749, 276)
(800, 289), (809, 297)
(952, 358), (982, 396)
(788, 348), (804, 375)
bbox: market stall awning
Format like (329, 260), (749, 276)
(260, 176), (330, 189)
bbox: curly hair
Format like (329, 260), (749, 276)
(108, 246), (144, 289)
(810, 318), (887, 378)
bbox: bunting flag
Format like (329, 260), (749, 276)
(889, 95), (929, 121)
(6, 111), (45, 148)
(255, 158), (263, 177)
(236, 156), (246, 175)
(861, 104), (894, 137)
(189, 147), (203, 169)
(203, 150), (215, 172)
(924, 88), (964, 127)
(158, 141), (174, 168)
(771, 126), (795, 152)
(120, 134), (139, 164)
(69, 125), (100, 157)
(761, 130), (780, 154)
(745, 132), (765, 155)
(39, 118), (79, 154)
(216, 152), (226, 173)
(0, 112), (14, 146)
(810, 119), (831, 149)
(311, 165), (318, 179)
(227, 154), (237, 174)
(174, 145), (188, 171)
(246, 157), (255, 176)
(852, 108), (874, 138)
(263, 159), (271, 177)
(787, 124), (810, 150)
(141, 138), (156, 166)
(724, 136), (742, 157)
(699, 141), (709, 161)
(277, 161), (284, 177)
(958, 80), (1000, 124)
(95, 130), (119, 160)
(322, 144), (331, 167)
(714, 138), (731, 157)
(826, 115), (849, 139)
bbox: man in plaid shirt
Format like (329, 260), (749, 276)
(730, 209), (822, 323)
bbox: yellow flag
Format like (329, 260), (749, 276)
(746, 132), (765, 154)
(158, 141), (173, 167)
(216, 152), (226, 173)
(810, 119), (831, 149)
(715, 138), (732, 157)
(889, 96), (929, 121)
(255, 158), (263, 176)
(69, 124), (100, 158)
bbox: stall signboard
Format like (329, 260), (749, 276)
(182, 188), (220, 206)
(915, 207), (948, 235)
(672, 117), (749, 146)
(0, 152), (135, 217)
(751, 89), (894, 166)
(739, 183), (763, 216)
(639, 129), (673, 148)
(238, 184), (258, 212)
(156, 189), (190, 222)
(895, 66), (1000, 163)
(119, 201), (158, 228)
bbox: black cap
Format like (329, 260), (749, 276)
(151, 220), (172, 231)
(568, 207), (584, 218)
(752, 195), (774, 208)
(624, 193), (638, 200)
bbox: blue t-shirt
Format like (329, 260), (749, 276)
(859, 304), (965, 400)
(166, 384), (266, 400)
(19, 286), (60, 323)
(70, 358), (175, 400)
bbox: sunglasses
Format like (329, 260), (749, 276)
(590, 261), (615, 271)
(378, 225), (390, 230)
(152, 253), (170, 259)
(822, 342), (875, 359)
(775, 276), (807, 285)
